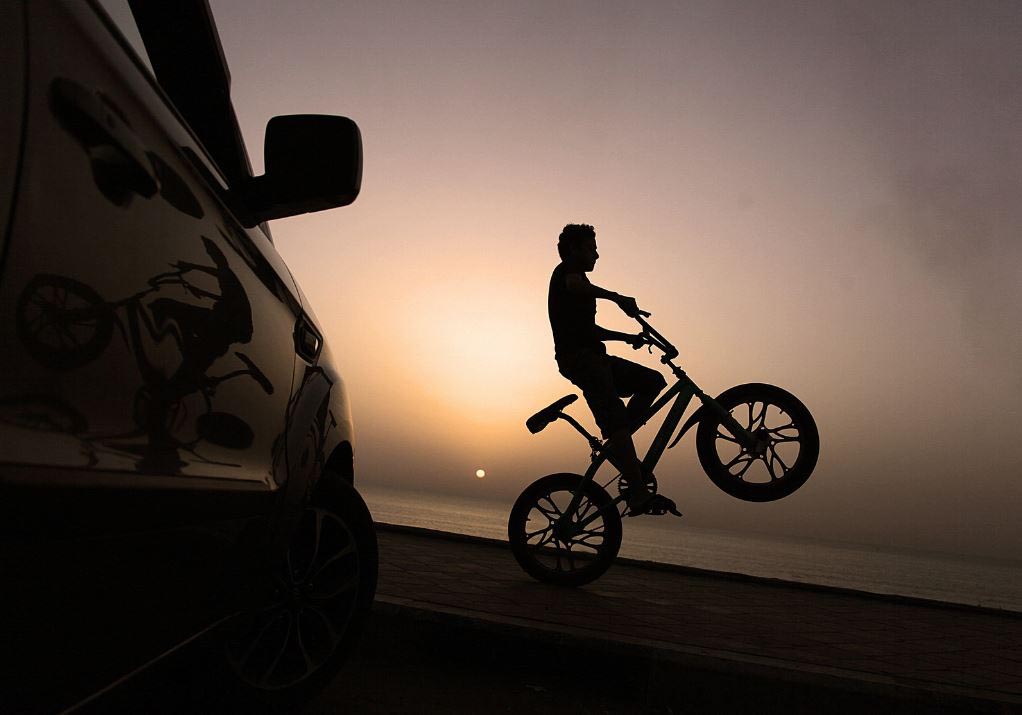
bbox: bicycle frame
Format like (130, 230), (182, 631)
(558, 318), (757, 530)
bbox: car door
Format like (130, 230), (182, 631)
(0, 1), (24, 264)
(0, 0), (302, 710)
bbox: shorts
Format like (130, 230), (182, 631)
(556, 349), (666, 438)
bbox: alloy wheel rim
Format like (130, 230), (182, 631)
(717, 400), (803, 483)
(225, 507), (360, 690)
(525, 489), (607, 573)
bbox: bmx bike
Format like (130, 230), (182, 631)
(508, 316), (819, 586)
(12, 264), (271, 469)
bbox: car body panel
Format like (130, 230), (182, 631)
(0, 1), (26, 267)
(0, 1), (371, 712)
(1, 0), (299, 486)
(0, 1), (308, 711)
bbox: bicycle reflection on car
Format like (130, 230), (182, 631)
(13, 236), (272, 473)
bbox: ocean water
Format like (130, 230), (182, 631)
(360, 484), (1022, 613)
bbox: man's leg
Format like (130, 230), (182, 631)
(603, 428), (654, 512)
(609, 356), (668, 433)
(606, 357), (671, 513)
(566, 356), (655, 513)
(584, 373), (654, 508)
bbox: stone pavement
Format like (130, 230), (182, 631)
(373, 523), (1022, 713)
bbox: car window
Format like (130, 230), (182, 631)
(86, 1), (235, 195)
(88, 0), (271, 243)
(93, 0), (156, 77)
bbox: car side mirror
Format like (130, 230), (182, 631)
(240, 114), (362, 225)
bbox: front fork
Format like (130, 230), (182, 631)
(699, 392), (761, 452)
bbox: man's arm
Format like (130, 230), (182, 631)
(595, 325), (645, 348)
(564, 272), (645, 318)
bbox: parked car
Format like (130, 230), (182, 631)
(0, 0), (377, 711)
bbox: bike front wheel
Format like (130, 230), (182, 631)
(696, 383), (819, 502)
(508, 473), (622, 587)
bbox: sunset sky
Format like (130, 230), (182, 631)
(206, 0), (1021, 561)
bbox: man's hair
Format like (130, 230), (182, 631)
(557, 223), (595, 260)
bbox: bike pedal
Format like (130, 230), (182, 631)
(644, 495), (682, 517)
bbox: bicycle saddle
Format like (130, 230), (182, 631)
(526, 394), (578, 434)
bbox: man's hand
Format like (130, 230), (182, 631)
(626, 333), (647, 349)
(615, 294), (649, 319)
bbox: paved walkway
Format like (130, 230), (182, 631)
(374, 524), (1022, 712)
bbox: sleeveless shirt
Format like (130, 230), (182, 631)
(548, 263), (604, 359)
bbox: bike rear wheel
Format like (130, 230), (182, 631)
(16, 274), (114, 371)
(696, 383), (819, 502)
(508, 473), (622, 587)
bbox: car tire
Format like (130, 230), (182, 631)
(204, 476), (378, 712)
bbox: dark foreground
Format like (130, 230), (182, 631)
(87, 524), (1022, 713)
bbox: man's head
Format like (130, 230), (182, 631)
(558, 223), (598, 272)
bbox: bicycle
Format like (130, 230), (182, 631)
(13, 246), (273, 471)
(508, 315), (819, 586)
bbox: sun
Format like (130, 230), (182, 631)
(475, 469), (486, 479)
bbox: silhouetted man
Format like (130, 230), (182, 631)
(548, 223), (668, 514)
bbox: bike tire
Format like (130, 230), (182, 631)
(696, 383), (819, 502)
(508, 473), (622, 587)
(16, 274), (114, 371)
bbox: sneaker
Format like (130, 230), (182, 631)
(624, 486), (655, 517)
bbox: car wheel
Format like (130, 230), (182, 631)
(211, 477), (377, 711)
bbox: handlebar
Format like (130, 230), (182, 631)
(145, 266), (219, 301)
(634, 315), (680, 362)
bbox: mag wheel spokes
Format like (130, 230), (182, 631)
(524, 489), (607, 573)
(509, 474), (623, 586)
(225, 507), (359, 690)
(16, 275), (113, 370)
(716, 400), (803, 485)
(696, 383), (819, 502)
(24, 282), (96, 348)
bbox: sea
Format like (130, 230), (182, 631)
(360, 484), (1022, 613)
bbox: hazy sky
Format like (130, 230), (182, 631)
(207, 0), (1021, 561)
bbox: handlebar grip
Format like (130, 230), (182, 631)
(636, 315), (679, 360)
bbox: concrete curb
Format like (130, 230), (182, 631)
(373, 522), (1022, 713)
(375, 521), (1022, 620)
(370, 596), (1021, 713)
